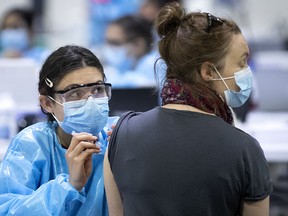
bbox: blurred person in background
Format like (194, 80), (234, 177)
(139, 0), (183, 24)
(89, 0), (140, 48)
(100, 14), (164, 87)
(0, 45), (117, 216)
(0, 7), (49, 62)
(139, 0), (183, 46)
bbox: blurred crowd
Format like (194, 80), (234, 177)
(0, 0), (183, 89)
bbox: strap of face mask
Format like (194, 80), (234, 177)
(48, 95), (64, 106)
(211, 64), (232, 91)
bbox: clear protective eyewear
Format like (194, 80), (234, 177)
(53, 82), (112, 103)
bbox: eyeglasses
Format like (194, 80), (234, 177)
(206, 13), (223, 33)
(53, 82), (112, 103)
(106, 39), (127, 46)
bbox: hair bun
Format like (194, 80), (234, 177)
(155, 2), (185, 38)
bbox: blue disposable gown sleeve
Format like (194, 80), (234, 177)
(0, 166), (86, 216)
(0, 127), (87, 216)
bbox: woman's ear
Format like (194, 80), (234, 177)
(200, 62), (214, 81)
(39, 95), (53, 113)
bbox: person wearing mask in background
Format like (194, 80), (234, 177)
(0, 7), (49, 62)
(104, 3), (272, 216)
(100, 14), (164, 88)
(0, 45), (117, 215)
(89, 0), (140, 49)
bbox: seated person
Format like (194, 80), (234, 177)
(89, 0), (140, 47)
(98, 15), (165, 88)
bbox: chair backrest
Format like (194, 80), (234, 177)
(109, 87), (160, 116)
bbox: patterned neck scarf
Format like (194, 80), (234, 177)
(161, 78), (233, 124)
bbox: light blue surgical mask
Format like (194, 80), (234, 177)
(0, 28), (29, 52)
(50, 96), (109, 135)
(212, 66), (253, 108)
(102, 44), (134, 73)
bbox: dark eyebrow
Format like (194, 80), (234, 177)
(56, 80), (104, 93)
(62, 80), (104, 90)
(106, 39), (126, 46)
(61, 84), (81, 91)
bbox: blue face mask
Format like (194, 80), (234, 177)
(0, 28), (29, 52)
(102, 44), (134, 73)
(212, 66), (253, 108)
(52, 97), (109, 135)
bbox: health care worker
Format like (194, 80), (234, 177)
(0, 45), (116, 215)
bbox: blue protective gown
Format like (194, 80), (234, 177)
(0, 121), (109, 216)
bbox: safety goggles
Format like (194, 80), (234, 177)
(53, 82), (112, 103)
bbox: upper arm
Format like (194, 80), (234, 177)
(103, 150), (123, 216)
(241, 196), (270, 216)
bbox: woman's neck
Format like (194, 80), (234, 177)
(56, 127), (72, 149)
(161, 78), (233, 124)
